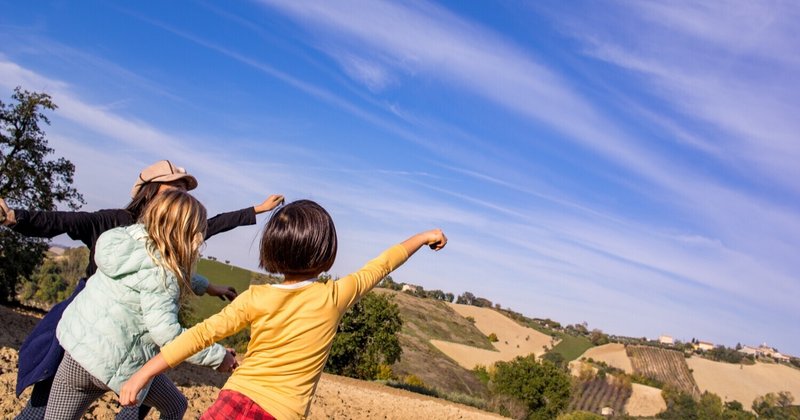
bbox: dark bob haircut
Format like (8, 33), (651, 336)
(259, 199), (337, 277)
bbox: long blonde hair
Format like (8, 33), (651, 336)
(140, 189), (207, 298)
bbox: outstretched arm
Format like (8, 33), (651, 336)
(205, 194), (284, 239)
(119, 354), (170, 406)
(335, 229), (447, 311)
(253, 194), (284, 214)
(401, 229), (447, 256)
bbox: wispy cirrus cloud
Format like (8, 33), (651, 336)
(252, 0), (800, 279)
(554, 1), (800, 194)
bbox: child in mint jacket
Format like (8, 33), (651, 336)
(46, 190), (236, 420)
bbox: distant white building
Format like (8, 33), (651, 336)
(401, 284), (420, 293)
(738, 346), (758, 356)
(658, 335), (674, 345)
(773, 352), (791, 363)
(601, 407), (615, 416)
(693, 341), (714, 351)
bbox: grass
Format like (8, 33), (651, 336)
(550, 334), (593, 362)
(375, 289), (493, 350)
(192, 258), (274, 319)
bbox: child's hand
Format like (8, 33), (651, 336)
(0, 198), (15, 226)
(119, 372), (149, 406)
(206, 284), (237, 301)
(254, 194), (285, 214)
(401, 229), (447, 256)
(425, 229), (447, 251)
(217, 348), (238, 372)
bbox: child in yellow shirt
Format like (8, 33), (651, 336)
(120, 199), (447, 419)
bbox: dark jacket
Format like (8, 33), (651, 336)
(14, 206), (256, 396)
(12, 207), (255, 277)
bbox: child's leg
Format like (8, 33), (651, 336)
(42, 353), (107, 420)
(115, 374), (187, 420)
(14, 378), (53, 420)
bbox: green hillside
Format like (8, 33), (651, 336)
(550, 334), (594, 362)
(374, 289), (492, 397)
(193, 259), (276, 319)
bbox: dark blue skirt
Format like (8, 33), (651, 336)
(16, 279), (86, 396)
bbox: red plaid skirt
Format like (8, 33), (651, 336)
(201, 389), (276, 420)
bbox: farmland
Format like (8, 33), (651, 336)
(568, 376), (632, 415)
(627, 345), (700, 397)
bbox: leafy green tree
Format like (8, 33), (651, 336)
(326, 292), (403, 379)
(658, 387), (699, 420)
(659, 388), (757, 420)
(752, 391), (796, 419)
(697, 391), (724, 420)
(589, 329), (609, 345)
(492, 356), (572, 420)
(0, 87), (83, 303)
(541, 351), (566, 369)
(456, 291), (475, 305)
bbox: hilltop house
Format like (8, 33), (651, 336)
(693, 340), (715, 351)
(401, 284), (420, 293)
(738, 344), (791, 361)
(658, 335), (674, 345)
(773, 352), (791, 363)
(738, 345), (759, 356)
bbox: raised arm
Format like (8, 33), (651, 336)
(205, 194), (284, 239)
(401, 229), (447, 255)
(335, 229), (447, 312)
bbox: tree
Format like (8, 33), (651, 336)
(752, 391), (797, 419)
(456, 291), (475, 305)
(0, 87), (83, 303)
(325, 292), (403, 380)
(492, 356), (572, 420)
(589, 328), (610, 345)
(20, 246), (88, 304)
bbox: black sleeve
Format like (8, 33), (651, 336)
(12, 209), (103, 244)
(205, 207), (257, 239)
(12, 208), (134, 278)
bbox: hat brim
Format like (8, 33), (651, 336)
(130, 174), (198, 197)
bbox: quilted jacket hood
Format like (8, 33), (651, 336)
(94, 224), (156, 279)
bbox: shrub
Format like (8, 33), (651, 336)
(488, 332), (499, 342)
(403, 374), (426, 388)
(326, 292), (403, 380)
(557, 411), (604, 420)
(376, 363), (393, 380)
(492, 356), (572, 420)
(473, 365), (490, 384)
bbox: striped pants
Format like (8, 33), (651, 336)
(42, 352), (187, 420)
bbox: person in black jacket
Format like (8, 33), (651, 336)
(0, 160), (284, 420)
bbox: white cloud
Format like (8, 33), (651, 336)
(335, 54), (394, 92)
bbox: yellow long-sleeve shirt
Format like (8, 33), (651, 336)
(160, 244), (409, 419)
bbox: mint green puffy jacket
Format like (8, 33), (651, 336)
(56, 224), (226, 394)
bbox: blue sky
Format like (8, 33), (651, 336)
(2, 1), (798, 355)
